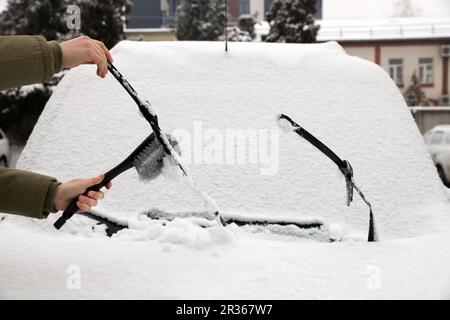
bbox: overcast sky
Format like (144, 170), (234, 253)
(321, 0), (449, 20)
(0, 0), (6, 12)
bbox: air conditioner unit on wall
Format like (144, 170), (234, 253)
(441, 45), (450, 58)
(440, 94), (450, 106)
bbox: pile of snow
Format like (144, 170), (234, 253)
(1, 221), (450, 299)
(12, 40), (450, 239)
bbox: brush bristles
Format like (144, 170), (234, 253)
(134, 134), (180, 182)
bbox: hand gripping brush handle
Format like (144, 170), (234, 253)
(277, 113), (378, 242)
(54, 133), (179, 230)
(53, 175), (113, 230)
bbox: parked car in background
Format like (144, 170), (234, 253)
(0, 128), (10, 167)
(424, 125), (450, 187)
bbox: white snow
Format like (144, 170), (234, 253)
(1, 221), (450, 299)
(321, 0), (450, 20)
(255, 17), (450, 41)
(276, 115), (296, 133)
(160, 154), (184, 182)
(1, 41), (450, 299)
(0, 0), (6, 13)
(14, 40), (449, 239)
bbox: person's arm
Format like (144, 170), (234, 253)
(0, 35), (113, 91)
(0, 35), (113, 219)
(0, 35), (114, 219)
(0, 168), (60, 218)
(0, 35), (62, 91)
(0, 168), (111, 219)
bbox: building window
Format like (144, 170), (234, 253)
(389, 58), (403, 85)
(239, 0), (250, 14)
(169, 0), (181, 16)
(430, 131), (444, 145)
(315, 0), (322, 19)
(419, 58), (433, 85)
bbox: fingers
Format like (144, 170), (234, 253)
(81, 174), (104, 189)
(91, 44), (108, 78)
(60, 35), (113, 78)
(80, 174), (113, 192)
(74, 174), (111, 211)
(76, 193), (98, 211)
(79, 195), (97, 207)
(91, 40), (113, 78)
(95, 40), (113, 64)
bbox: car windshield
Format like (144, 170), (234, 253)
(430, 131), (444, 145)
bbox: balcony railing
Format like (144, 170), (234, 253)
(318, 20), (450, 41)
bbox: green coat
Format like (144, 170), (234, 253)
(0, 35), (62, 219)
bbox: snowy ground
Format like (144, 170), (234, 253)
(1, 219), (450, 299)
(1, 41), (450, 299)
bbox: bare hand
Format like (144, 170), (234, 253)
(60, 36), (113, 78)
(54, 174), (113, 212)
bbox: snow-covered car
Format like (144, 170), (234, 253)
(424, 125), (450, 186)
(3, 41), (450, 300)
(0, 128), (10, 167)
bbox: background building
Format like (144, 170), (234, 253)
(125, 0), (322, 40)
(316, 0), (450, 106)
(318, 18), (450, 106)
(125, 0), (177, 41)
(125, 0), (449, 105)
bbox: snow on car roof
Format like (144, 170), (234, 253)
(16, 40), (450, 239)
(0, 0), (6, 13)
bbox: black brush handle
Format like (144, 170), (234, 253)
(107, 63), (188, 176)
(53, 132), (156, 230)
(53, 161), (132, 230)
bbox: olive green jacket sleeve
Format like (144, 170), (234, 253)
(0, 35), (63, 90)
(0, 168), (61, 219)
(0, 35), (63, 219)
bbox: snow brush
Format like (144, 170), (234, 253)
(106, 63), (226, 226)
(53, 132), (180, 230)
(277, 114), (378, 242)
